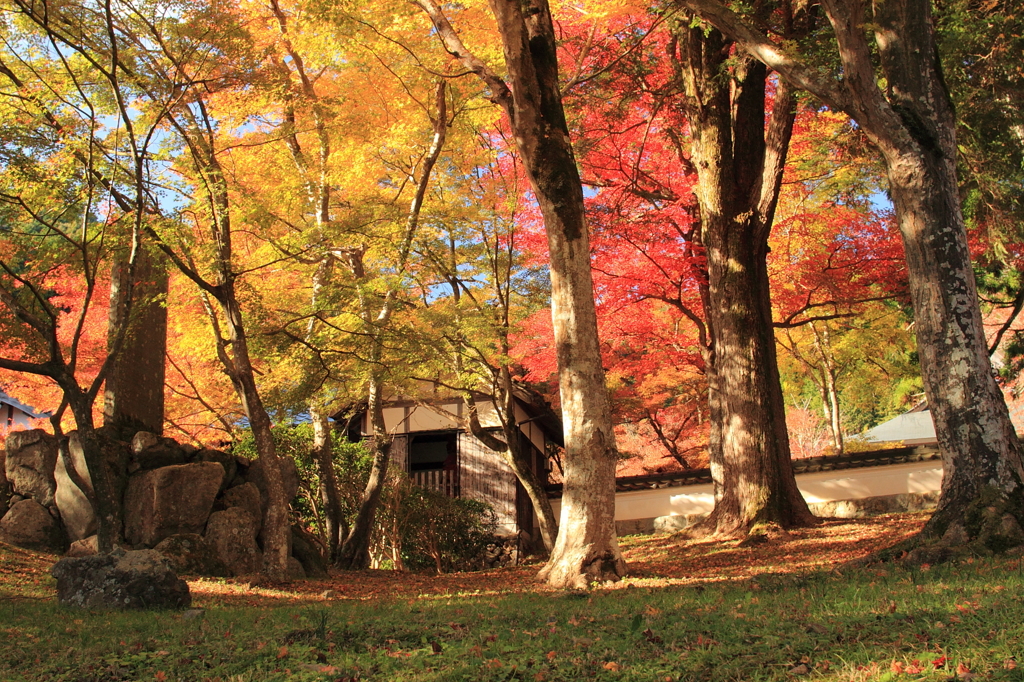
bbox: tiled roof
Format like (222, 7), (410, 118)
(0, 390), (45, 418)
(545, 445), (941, 497)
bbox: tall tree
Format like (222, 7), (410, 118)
(415, 0), (625, 586)
(681, 0), (1024, 551)
(664, 10), (817, 535)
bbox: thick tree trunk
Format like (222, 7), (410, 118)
(104, 248), (168, 436)
(490, 0), (624, 587)
(675, 25), (814, 536)
(337, 373), (391, 570)
(887, 151), (1024, 545)
(847, 0), (1024, 549)
(417, 0), (624, 588)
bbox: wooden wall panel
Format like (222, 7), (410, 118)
(458, 432), (517, 535)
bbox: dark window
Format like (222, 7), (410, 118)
(409, 432), (457, 472)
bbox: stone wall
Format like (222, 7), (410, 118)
(0, 428), (324, 579)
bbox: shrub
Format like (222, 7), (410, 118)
(370, 468), (496, 573)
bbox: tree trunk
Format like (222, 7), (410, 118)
(64, 391), (124, 553)
(491, 0), (624, 587)
(220, 294), (292, 582)
(464, 389), (559, 553)
(416, 0), (624, 588)
(811, 324), (844, 454)
(886, 149), (1024, 545)
(674, 23), (814, 536)
(310, 405), (345, 561)
(834, 0), (1024, 549)
(337, 373), (391, 570)
(104, 247), (168, 436)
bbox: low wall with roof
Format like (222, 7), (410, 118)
(547, 447), (943, 535)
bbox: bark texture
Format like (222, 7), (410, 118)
(680, 0), (1024, 552)
(672, 19), (815, 536)
(104, 248), (168, 436)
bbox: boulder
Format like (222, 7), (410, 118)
(55, 431), (131, 539)
(0, 498), (66, 552)
(205, 507), (262, 576)
(0, 447), (9, 517)
(51, 549), (191, 609)
(5, 429), (58, 506)
(131, 431), (160, 454)
(195, 449), (236, 491)
(123, 462), (224, 547)
(291, 525), (329, 578)
(218, 482), (262, 535)
(54, 441), (96, 543)
(131, 436), (187, 471)
(153, 533), (230, 577)
(67, 535), (99, 557)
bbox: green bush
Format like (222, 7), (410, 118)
(370, 468), (497, 573)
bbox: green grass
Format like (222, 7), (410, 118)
(2, 555), (1023, 681)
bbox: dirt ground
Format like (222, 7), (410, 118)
(0, 512), (927, 608)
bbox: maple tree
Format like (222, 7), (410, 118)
(0, 0), (178, 552)
(406, 141), (561, 552)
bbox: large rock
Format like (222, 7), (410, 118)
(0, 498), (66, 552)
(204, 507), (262, 576)
(5, 429), (58, 506)
(153, 533), (230, 576)
(67, 535), (99, 557)
(195, 449), (236, 491)
(123, 462), (224, 547)
(54, 431), (131, 543)
(51, 549), (191, 609)
(54, 441), (96, 543)
(130, 433), (187, 471)
(218, 482), (262, 535)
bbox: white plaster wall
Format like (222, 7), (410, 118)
(549, 460), (944, 522)
(407, 403), (459, 431)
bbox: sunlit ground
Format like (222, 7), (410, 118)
(1, 512), (927, 608)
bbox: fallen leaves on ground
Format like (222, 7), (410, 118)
(0, 513), (928, 608)
(181, 513), (928, 608)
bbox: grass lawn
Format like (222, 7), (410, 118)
(1, 512), (1022, 681)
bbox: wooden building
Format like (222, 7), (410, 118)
(347, 391), (561, 540)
